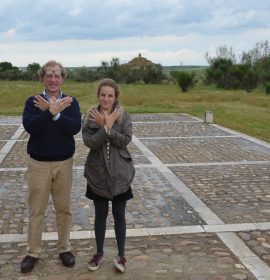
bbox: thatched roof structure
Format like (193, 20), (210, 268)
(124, 53), (157, 68)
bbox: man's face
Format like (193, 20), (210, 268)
(43, 65), (64, 96)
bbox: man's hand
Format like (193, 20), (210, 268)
(104, 108), (121, 129)
(49, 96), (73, 116)
(34, 95), (50, 111)
(89, 108), (105, 126)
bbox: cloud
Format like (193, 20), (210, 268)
(1, 0), (270, 41)
(1, 27), (270, 67)
(0, 0), (269, 66)
(4, 28), (16, 38)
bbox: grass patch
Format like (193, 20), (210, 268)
(0, 80), (269, 142)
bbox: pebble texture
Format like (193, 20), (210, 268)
(0, 113), (269, 279)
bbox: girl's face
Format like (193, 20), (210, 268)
(98, 85), (116, 112)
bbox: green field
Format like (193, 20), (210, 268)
(0, 80), (269, 143)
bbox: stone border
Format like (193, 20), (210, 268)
(1, 222), (270, 243)
(0, 125), (24, 164)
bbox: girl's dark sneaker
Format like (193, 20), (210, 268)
(114, 256), (126, 272)
(88, 253), (103, 271)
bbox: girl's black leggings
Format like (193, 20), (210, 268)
(93, 199), (127, 257)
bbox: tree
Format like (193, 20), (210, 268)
(72, 66), (93, 82)
(241, 40), (270, 65)
(108, 57), (121, 82)
(22, 62), (41, 80)
(230, 64), (258, 92)
(0, 61), (21, 80)
(177, 71), (195, 92)
(170, 71), (179, 84)
(254, 56), (270, 84)
(96, 61), (110, 79)
(142, 64), (165, 84)
(121, 68), (143, 84)
(241, 69), (258, 92)
(205, 46), (236, 65)
(205, 58), (234, 88)
(204, 43), (263, 91)
(241, 40), (270, 85)
(0, 61), (13, 72)
(205, 46), (237, 89)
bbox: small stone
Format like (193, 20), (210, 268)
(261, 242), (270, 249)
(71, 225), (82, 231)
(231, 273), (247, 280)
(262, 255), (270, 261)
(250, 231), (261, 239)
(218, 257), (235, 264)
(127, 249), (143, 255)
(211, 276), (227, 280)
(18, 276), (39, 280)
(5, 249), (19, 253)
(79, 274), (94, 280)
(78, 241), (90, 246)
(257, 238), (266, 242)
(253, 246), (268, 255)
(191, 246), (201, 251)
(238, 232), (250, 241)
(155, 270), (167, 274)
(217, 263), (232, 269)
(189, 275), (207, 280)
(178, 240), (198, 246)
(133, 255), (150, 260)
(235, 263), (245, 269)
(126, 245), (136, 250)
(162, 248), (173, 254)
(214, 251), (231, 257)
(247, 240), (258, 247)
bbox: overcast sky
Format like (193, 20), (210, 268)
(0, 0), (269, 67)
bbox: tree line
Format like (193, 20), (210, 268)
(0, 58), (165, 84)
(171, 40), (270, 93)
(205, 40), (270, 92)
(0, 40), (269, 92)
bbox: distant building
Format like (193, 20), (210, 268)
(123, 53), (158, 69)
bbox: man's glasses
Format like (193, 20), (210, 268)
(45, 70), (62, 79)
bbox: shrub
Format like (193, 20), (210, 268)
(177, 71), (195, 92)
(265, 83), (270, 95)
(205, 58), (234, 88)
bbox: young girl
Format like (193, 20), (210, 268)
(82, 78), (135, 272)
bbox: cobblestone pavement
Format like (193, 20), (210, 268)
(0, 113), (270, 280)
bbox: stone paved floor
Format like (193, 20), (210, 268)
(0, 113), (270, 280)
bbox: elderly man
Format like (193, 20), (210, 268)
(21, 60), (81, 273)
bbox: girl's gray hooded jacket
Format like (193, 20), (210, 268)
(82, 109), (135, 200)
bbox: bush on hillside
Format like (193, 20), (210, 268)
(177, 71), (195, 92)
